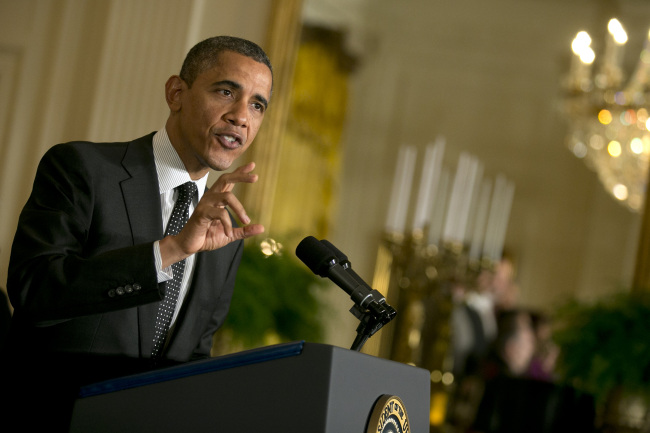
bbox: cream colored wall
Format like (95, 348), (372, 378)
(326, 0), (647, 319)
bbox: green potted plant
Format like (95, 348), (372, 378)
(553, 291), (650, 431)
(212, 238), (330, 355)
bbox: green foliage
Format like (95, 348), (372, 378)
(552, 291), (650, 404)
(220, 240), (330, 348)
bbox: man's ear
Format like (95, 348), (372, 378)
(165, 75), (184, 111)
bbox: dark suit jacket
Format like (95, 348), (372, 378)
(6, 132), (243, 370)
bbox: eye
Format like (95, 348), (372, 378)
(217, 88), (233, 97)
(252, 102), (265, 113)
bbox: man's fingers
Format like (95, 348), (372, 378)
(199, 190), (250, 225)
(235, 223), (265, 239)
(212, 162), (258, 193)
(176, 161), (262, 254)
(221, 198), (250, 225)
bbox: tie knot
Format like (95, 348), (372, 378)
(177, 181), (197, 206)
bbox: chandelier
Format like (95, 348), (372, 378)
(564, 18), (650, 212)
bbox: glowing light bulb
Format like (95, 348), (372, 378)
(580, 47), (595, 64)
(613, 184), (628, 201)
(631, 138), (644, 154)
(572, 31), (592, 55)
(608, 140), (622, 157)
(608, 19), (628, 44)
(572, 31), (595, 64)
(599, 109), (613, 125)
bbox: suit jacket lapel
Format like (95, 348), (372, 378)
(119, 133), (163, 358)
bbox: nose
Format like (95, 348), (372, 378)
(224, 99), (248, 127)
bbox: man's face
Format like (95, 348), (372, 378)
(172, 51), (272, 175)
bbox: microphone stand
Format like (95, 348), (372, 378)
(316, 239), (397, 352)
(348, 291), (397, 352)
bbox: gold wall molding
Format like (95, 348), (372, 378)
(239, 0), (304, 232)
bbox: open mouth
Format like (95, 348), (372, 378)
(217, 134), (242, 149)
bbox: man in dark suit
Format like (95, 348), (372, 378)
(4, 35), (272, 430)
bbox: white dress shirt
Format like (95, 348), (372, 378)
(152, 128), (208, 329)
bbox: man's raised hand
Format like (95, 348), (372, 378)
(159, 162), (264, 268)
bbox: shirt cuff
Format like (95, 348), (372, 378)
(154, 240), (173, 283)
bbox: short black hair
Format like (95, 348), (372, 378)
(179, 36), (273, 89)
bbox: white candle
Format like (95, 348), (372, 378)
(412, 136), (445, 232)
(464, 161), (484, 246)
(457, 156), (482, 244)
(428, 168), (450, 246)
(569, 31), (594, 89)
(385, 145), (417, 234)
(483, 174), (505, 262)
(443, 152), (470, 243)
(493, 180), (515, 261)
(385, 146), (406, 233)
(469, 179), (492, 262)
(602, 19), (627, 86)
(427, 137), (446, 218)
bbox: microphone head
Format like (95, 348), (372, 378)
(296, 236), (337, 277)
(320, 239), (349, 264)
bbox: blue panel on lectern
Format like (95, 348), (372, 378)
(78, 341), (305, 398)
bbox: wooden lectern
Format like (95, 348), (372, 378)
(70, 342), (430, 432)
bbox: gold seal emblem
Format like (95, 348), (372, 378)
(366, 395), (410, 433)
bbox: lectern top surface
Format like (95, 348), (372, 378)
(78, 341), (305, 398)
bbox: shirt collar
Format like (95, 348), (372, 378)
(153, 128), (208, 200)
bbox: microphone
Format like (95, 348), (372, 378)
(296, 236), (374, 307)
(296, 236), (396, 317)
(320, 239), (377, 297)
(296, 236), (397, 351)
(294, 235), (337, 277)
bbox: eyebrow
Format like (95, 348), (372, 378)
(214, 80), (269, 110)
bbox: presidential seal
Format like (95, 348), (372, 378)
(366, 395), (410, 433)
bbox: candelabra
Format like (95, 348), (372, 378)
(372, 139), (514, 429)
(564, 19), (650, 212)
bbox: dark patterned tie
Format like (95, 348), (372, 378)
(152, 181), (198, 358)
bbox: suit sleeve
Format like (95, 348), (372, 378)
(7, 144), (163, 326)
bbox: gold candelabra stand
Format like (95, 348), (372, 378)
(377, 140), (514, 430)
(373, 228), (493, 430)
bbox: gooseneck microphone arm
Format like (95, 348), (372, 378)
(296, 236), (397, 351)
